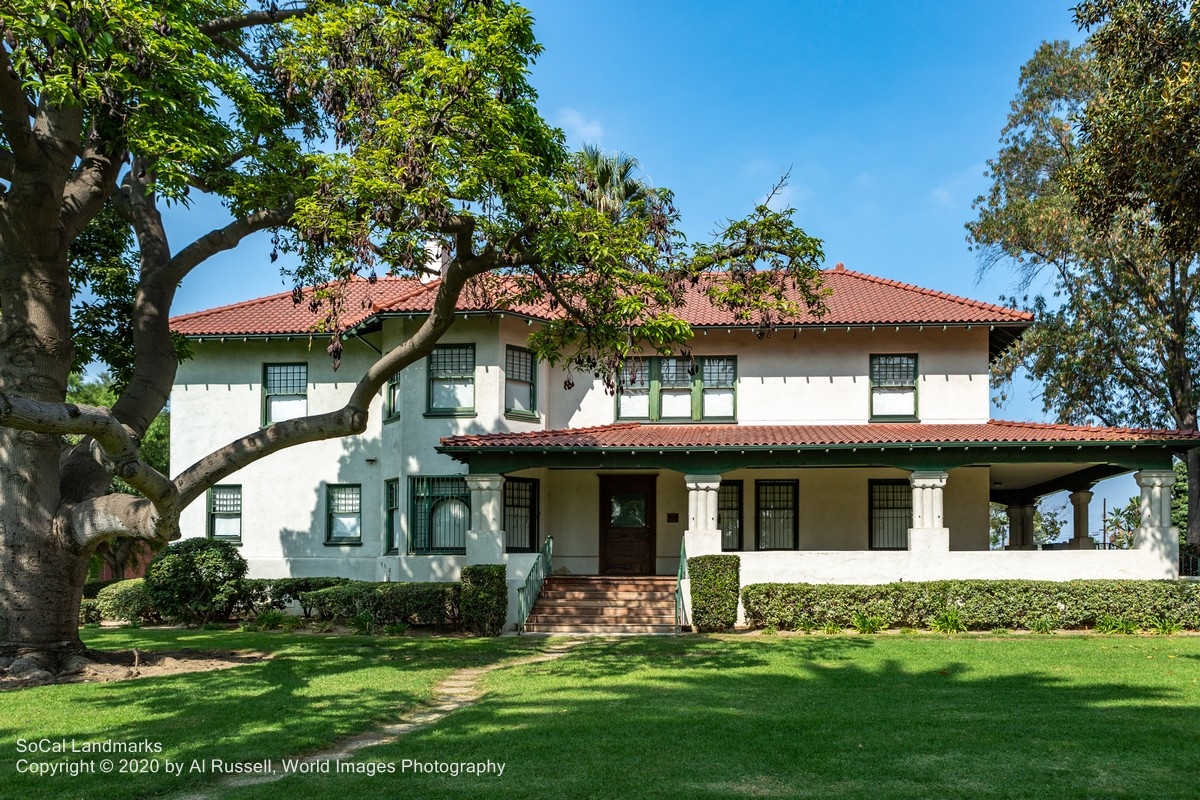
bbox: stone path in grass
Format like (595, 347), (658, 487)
(170, 637), (581, 800)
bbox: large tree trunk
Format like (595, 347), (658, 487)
(1188, 448), (1200, 547)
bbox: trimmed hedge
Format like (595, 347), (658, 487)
(461, 564), (507, 636)
(241, 577), (351, 617)
(741, 580), (1200, 631)
(79, 598), (101, 625)
(145, 539), (248, 625)
(96, 578), (157, 624)
(299, 581), (461, 628)
(689, 554), (740, 631)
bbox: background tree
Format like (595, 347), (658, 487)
(0, 1), (825, 667)
(575, 144), (650, 222)
(968, 31), (1200, 545)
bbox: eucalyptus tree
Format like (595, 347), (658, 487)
(0, 1), (824, 668)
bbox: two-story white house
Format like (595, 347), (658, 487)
(170, 264), (1195, 629)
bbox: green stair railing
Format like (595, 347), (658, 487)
(675, 538), (688, 635)
(517, 535), (553, 634)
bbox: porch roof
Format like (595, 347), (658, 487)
(438, 421), (1195, 500)
(439, 420), (1199, 451)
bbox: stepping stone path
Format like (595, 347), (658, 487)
(170, 638), (580, 799)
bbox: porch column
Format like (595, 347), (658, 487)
(683, 474), (723, 557)
(1134, 469), (1179, 564)
(464, 474), (505, 564)
(908, 470), (950, 551)
(1004, 504), (1036, 550)
(1066, 490), (1096, 549)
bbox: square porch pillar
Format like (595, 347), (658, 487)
(1134, 469), (1179, 564)
(464, 474), (506, 564)
(1066, 490), (1096, 549)
(683, 474), (723, 557)
(1004, 504), (1037, 550)
(908, 470), (950, 551)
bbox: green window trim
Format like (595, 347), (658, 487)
(504, 345), (538, 420)
(384, 372), (402, 421)
(616, 355), (737, 422)
(869, 479), (911, 550)
(384, 478), (400, 554)
(869, 353), (919, 422)
(262, 362), (308, 426)
(409, 475), (470, 555)
(504, 477), (539, 553)
(755, 479), (798, 551)
(207, 484), (242, 544)
(425, 344), (476, 417)
(719, 480), (743, 552)
(325, 484), (362, 545)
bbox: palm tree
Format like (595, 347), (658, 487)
(575, 143), (650, 221)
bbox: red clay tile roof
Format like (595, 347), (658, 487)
(439, 420), (1200, 450)
(170, 266), (1032, 336)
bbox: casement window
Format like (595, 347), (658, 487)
(869, 354), (918, 421)
(409, 476), (470, 554)
(869, 479), (911, 550)
(426, 344), (475, 416)
(616, 356), (737, 421)
(326, 484), (362, 545)
(384, 478), (400, 554)
(505, 346), (537, 418)
(504, 477), (539, 553)
(756, 480), (798, 550)
(719, 480), (743, 552)
(263, 363), (307, 424)
(208, 485), (242, 543)
(384, 372), (402, 420)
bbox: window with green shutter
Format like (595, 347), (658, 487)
(384, 478), (399, 554)
(616, 356), (736, 421)
(505, 346), (536, 418)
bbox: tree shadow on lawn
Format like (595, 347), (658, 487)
(0, 633), (538, 800)
(270, 635), (1200, 800)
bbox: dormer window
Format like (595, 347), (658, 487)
(617, 356), (737, 421)
(870, 354), (918, 421)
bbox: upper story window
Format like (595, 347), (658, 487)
(505, 346), (537, 419)
(384, 372), (402, 420)
(263, 363), (307, 425)
(869, 354), (917, 421)
(617, 356), (737, 422)
(208, 485), (242, 543)
(426, 344), (475, 416)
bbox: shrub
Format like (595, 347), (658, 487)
(79, 598), (101, 625)
(96, 578), (156, 625)
(851, 611), (885, 634)
(741, 580), (1200, 632)
(279, 616), (306, 632)
(144, 539), (248, 626)
(240, 577), (351, 617)
(1096, 614), (1137, 635)
(929, 608), (967, 634)
(461, 564), (507, 636)
(1149, 615), (1182, 636)
(254, 609), (285, 630)
(384, 622), (409, 636)
(83, 579), (117, 599)
(349, 612), (374, 635)
(298, 581), (460, 628)
(1029, 617), (1056, 634)
(688, 554), (740, 632)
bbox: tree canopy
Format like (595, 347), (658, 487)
(0, 0), (826, 660)
(968, 6), (1200, 544)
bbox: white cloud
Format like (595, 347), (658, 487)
(761, 182), (812, 212)
(554, 108), (603, 144)
(929, 163), (986, 208)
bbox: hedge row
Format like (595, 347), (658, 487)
(299, 581), (463, 628)
(689, 555), (740, 632)
(461, 564), (507, 636)
(741, 580), (1200, 631)
(241, 577), (352, 617)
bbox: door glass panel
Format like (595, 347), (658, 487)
(610, 494), (647, 527)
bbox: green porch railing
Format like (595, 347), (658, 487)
(517, 535), (553, 634)
(675, 538), (688, 635)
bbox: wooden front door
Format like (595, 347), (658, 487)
(599, 474), (657, 575)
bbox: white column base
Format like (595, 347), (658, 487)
(1004, 544), (1037, 551)
(465, 528), (505, 565)
(1134, 525), (1180, 564)
(684, 528), (722, 558)
(1066, 536), (1096, 550)
(909, 527), (950, 552)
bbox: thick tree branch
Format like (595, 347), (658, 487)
(0, 393), (179, 527)
(69, 494), (167, 548)
(60, 142), (120, 242)
(0, 40), (37, 165)
(0, 147), (13, 182)
(199, 7), (309, 36)
(166, 205), (294, 284)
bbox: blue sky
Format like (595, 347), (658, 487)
(169, 1), (1137, 527)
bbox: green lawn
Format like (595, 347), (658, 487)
(4, 631), (1200, 800)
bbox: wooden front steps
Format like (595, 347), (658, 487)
(523, 576), (678, 634)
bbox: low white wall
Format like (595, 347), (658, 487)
(738, 548), (1178, 585)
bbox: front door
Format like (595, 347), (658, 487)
(599, 474), (657, 575)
